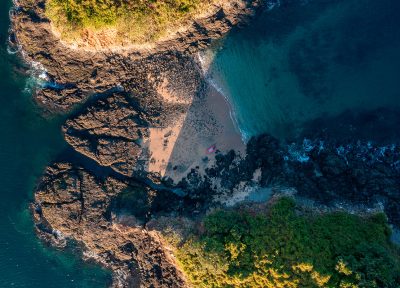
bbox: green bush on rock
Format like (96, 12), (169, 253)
(45, 0), (218, 44)
(174, 198), (400, 287)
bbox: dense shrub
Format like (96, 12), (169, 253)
(175, 198), (400, 287)
(45, 0), (216, 43)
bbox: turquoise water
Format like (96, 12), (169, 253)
(0, 0), (112, 286)
(210, 0), (400, 142)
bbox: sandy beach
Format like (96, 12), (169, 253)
(145, 80), (245, 183)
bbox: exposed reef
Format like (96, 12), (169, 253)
(182, 133), (400, 224)
(32, 132), (400, 286)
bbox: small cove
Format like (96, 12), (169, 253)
(209, 0), (400, 144)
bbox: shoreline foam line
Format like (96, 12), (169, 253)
(197, 50), (250, 143)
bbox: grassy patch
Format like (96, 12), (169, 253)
(173, 198), (400, 287)
(45, 0), (219, 44)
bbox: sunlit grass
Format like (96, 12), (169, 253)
(45, 0), (220, 45)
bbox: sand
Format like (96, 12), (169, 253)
(145, 79), (245, 183)
(147, 114), (187, 178)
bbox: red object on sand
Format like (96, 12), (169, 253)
(206, 144), (217, 154)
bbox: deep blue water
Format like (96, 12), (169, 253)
(0, 0), (112, 286)
(210, 0), (400, 143)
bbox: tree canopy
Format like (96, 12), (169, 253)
(175, 198), (400, 287)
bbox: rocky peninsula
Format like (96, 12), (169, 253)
(9, 0), (400, 287)
(10, 0), (261, 286)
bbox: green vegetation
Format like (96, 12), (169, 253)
(173, 198), (400, 287)
(45, 0), (218, 44)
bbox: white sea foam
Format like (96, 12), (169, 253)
(266, 0), (281, 11)
(284, 138), (400, 168)
(22, 60), (51, 94)
(31, 61), (49, 81)
(7, 7), (22, 55)
(6, 33), (20, 55)
(6, 44), (20, 55)
(209, 77), (250, 142)
(197, 50), (216, 75)
(198, 49), (251, 143)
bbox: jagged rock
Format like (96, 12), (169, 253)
(63, 94), (148, 176)
(33, 162), (188, 287)
(205, 134), (400, 225)
(59, 52), (205, 176)
(10, 0), (260, 111)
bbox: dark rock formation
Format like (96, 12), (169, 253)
(10, 0), (260, 112)
(282, 139), (400, 224)
(63, 93), (148, 176)
(8, 0), (266, 286)
(191, 134), (400, 225)
(33, 162), (188, 287)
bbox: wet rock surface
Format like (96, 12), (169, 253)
(185, 133), (400, 225)
(33, 130), (400, 286)
(14, 0), (261, 285)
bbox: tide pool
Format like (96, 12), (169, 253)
(210, 0), (400, 142)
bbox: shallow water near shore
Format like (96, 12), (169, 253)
(0, 0), (112, 286)
(210, 0), (400, 143)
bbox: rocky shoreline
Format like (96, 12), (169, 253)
(9, 0), (260, 112)
(10, 0), (261, 286)
(33, 162), (190, 287)
(9, 0), (400, 287)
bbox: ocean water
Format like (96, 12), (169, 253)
(210, 0), (400, 143)
(0, 0), (112, 286)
